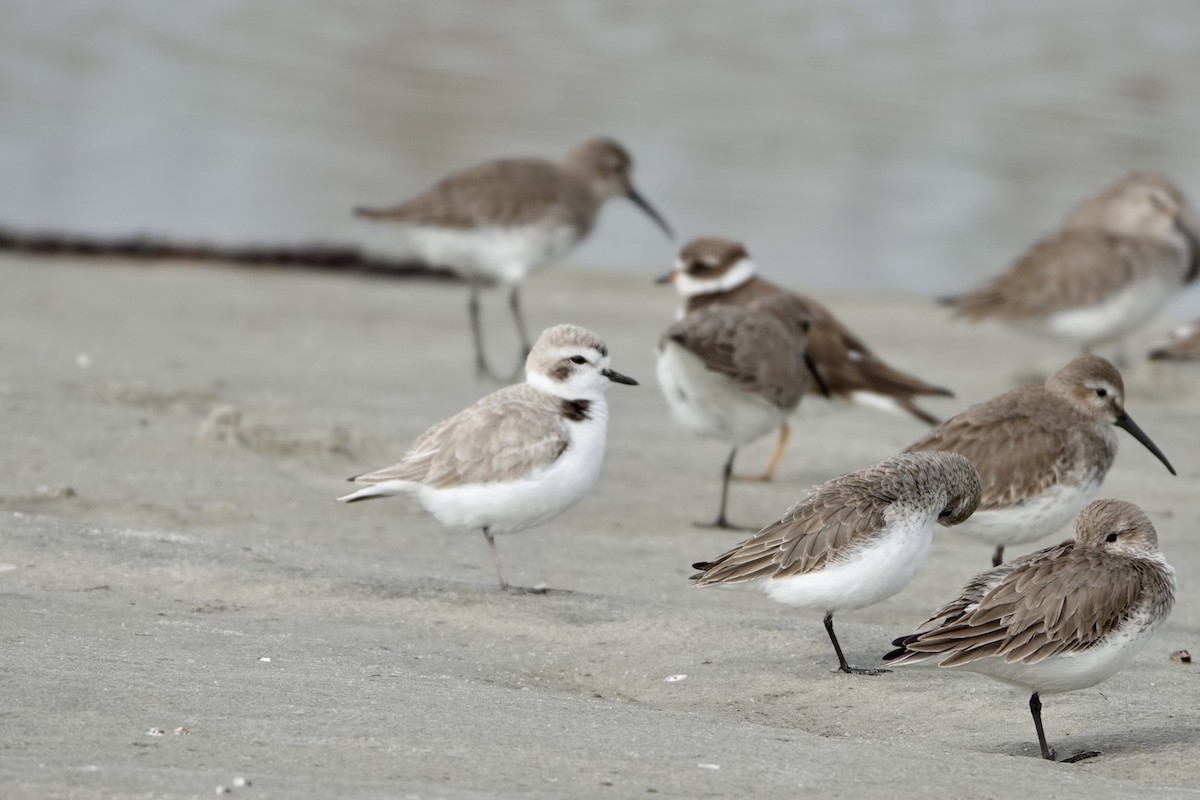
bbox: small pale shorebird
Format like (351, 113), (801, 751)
(338, 324), (637, 592)
(656, 289), (815, 529)
(906, 355), (1175, 567)
(885, 499), (1176, 763)
(1148, 319), (1200, 361)
(691, 452), (981, 674)
(355, 137), (672, 380)
(658, 237), (952, 482)
(943, 172), (1200, 360)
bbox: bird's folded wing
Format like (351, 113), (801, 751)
(950, 230), (1144, 318)
(664, 305), (808, 409)
(692, 475), (889, 584)
(353, 387), (569, 489)
(358, 159), (570, 229)
(900, 545), (1145, 666)
(905, 390), (1074, 509)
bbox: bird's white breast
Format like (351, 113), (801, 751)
(953, 474), (1102, 548)
(1039, 272), (1178, 347)
(656, 341), (787, 446)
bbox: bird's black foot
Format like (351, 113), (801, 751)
(500, 584), (570, 596)
(835, 666), (892, 676)
(693, 518), (755, 531)
(1059, 750), (1102, 764)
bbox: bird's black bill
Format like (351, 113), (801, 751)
(1173, 216), (1200, 284)
(805, 352), (832, 398)
(653, 270), (674, 285)
(627, 186), (674, 239)
(603, 368), (639, 386)
(1115, 411), (1176, 475)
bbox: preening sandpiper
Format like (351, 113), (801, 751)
(658, 237), (952, 481)
(905, 355), (1175, 567)
(355, 138), (672, 380)
(885, 499), (1176, 763)
(943, 173), (1200, 360)
(338, 324), (637, 592)
(691, 452), (981, 674)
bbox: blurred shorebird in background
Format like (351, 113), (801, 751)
(356, 137), (672, 380)
(656, 278), (816, 529)
(1148, 319), (1200, 361)
(942, 173), (1200, 362)
(658, 237), (952, 482)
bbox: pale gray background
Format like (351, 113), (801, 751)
(3, 1), (1200, 312)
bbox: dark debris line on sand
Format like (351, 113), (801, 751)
(0, 224), (471, 282)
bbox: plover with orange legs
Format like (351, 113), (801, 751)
(885, 499), (1176, 763)
(658, 237), (952, 481)
(656, 290), (815, 529)
(338, 324), (637, 592)
(1148, 319), (1200, 361)
(356, 138), (672, 380)
(943, 173), (1200, 361)
(905, 355), (1175, 567)
(691, 452), (981, 674)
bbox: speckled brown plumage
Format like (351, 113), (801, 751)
(886, 499), (1176, 668)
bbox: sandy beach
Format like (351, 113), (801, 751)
(3, 255), (1200, 799)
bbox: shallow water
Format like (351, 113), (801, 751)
(3, 1), (1200, 316)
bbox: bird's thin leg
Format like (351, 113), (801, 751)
(482, 527), (508, 591)
(735, 424), (789, 482)
(695, 447), (748, 529)
(1028, 692), (1102, 763)
(1030, 692), (1056, 760)
(469, 280), (502, 381)
(505, 287), (531, 382)
(509, 286), (532, 362)
(482, 526), (549, 595)
(991, 544), (1005, 568)
(824, 611), (889, 675)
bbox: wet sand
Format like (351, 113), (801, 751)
(2, 256), (1199, 799)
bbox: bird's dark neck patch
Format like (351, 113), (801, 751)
(561, 399), (591, 422)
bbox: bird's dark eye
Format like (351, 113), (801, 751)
(1105, 532), (1118, 543)
(1095, 387), (1108, 398)
(570, 355), (587, 365)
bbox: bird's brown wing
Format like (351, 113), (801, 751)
(905, 389), (1082, 510)
(664, 304), (808, 410)
(356, 158), (582, 230)
(890, 543), (1151, 666)
(947, 230), (1146, 319)
(691, 470), (890, 584)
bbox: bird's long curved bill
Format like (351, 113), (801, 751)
(1173, 216), (1200, 284)
(603, 368), (639, 386)
(627, 186), (674, 239)
(1115, 411), (1176, 475)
